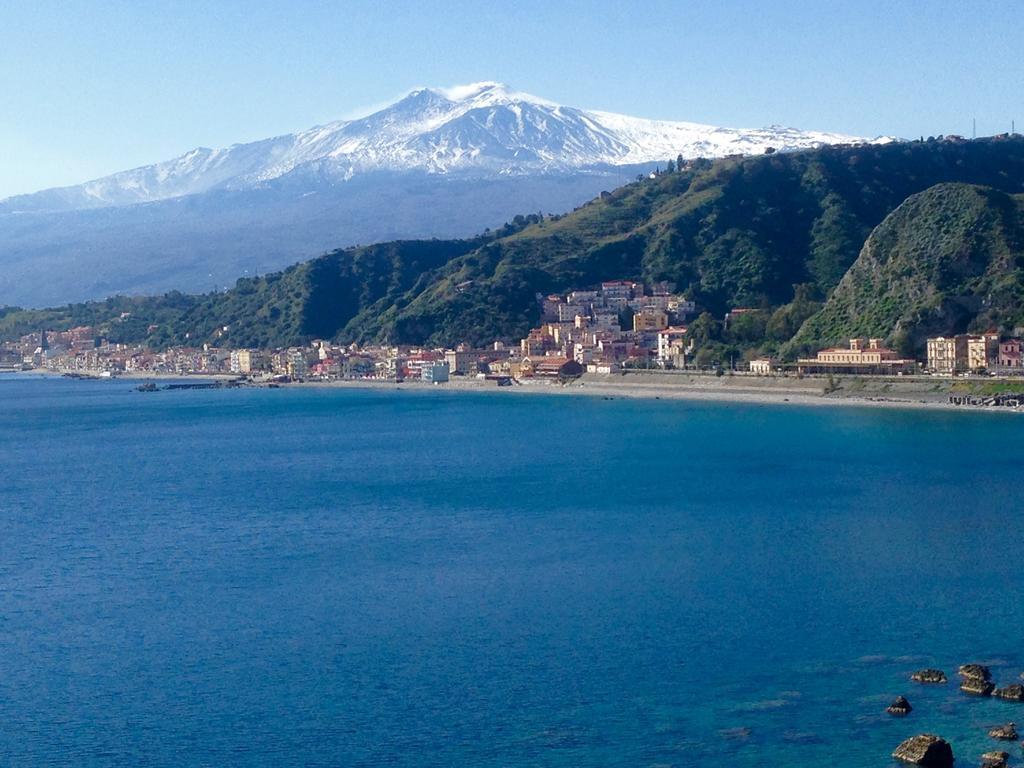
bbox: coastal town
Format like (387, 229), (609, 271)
(3, 280), (1024, 391)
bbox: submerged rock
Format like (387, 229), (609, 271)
(892, 734), (954, 767)
(887, 696), (914, 716)
(912, 669), (948, 684)
(717, 726), (752, 741)
(960, 664), (993, 681)
(962, 678), (996, 696)
(987, 723), (1017, 741)
(781, 730), (821, 744)
(994, 684), (1024, 701)
(981, 750), (1009, 768)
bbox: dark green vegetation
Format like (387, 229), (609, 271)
(0, 294), (196, 345)
(791, 183), (1024, 356)
(149, 238), (484, 350)
(4, 136), (1024, 356)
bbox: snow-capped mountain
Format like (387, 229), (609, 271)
(2, 82), (881, 212)
(0, 82), (891, 308)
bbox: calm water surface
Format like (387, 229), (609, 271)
(1, 375), (1022, 767)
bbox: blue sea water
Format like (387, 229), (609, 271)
(1, 375), (1023, 767)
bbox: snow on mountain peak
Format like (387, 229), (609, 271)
(433, 81), (556, 107)
(3, 82), (890, 210)
(437, 81), (505, 100)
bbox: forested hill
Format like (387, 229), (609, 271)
(4, 135), (1024, 354)
(356, 135), (1024, 348)
(790, 183), (1024, 354)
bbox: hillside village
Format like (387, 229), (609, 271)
(4, 279), (1023, 386)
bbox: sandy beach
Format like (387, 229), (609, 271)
(294, 371), (1023, 414)
(16, 368), (1024, 414)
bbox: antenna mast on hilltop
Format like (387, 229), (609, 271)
(973, 118), (977, 139)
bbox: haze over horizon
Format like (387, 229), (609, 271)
(2, 0), (1022, 199)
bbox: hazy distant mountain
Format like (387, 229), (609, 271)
(0, 82), (885, 307)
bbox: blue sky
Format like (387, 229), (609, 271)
(1, 0), (1021, 198)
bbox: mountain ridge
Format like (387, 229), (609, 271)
(5, 135), (1024, 358)
(0, 82), (890, 308)
(1, 82), (883, 214)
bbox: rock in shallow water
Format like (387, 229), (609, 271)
(960, 664), (993, 681)
(981, 750), (1009, 768)
(994, 683), (1024, 701)
(717, 726), (752, 741)
(962, 678), (996, 696)
(912, 669), (948, 684)
(888, 696), (913, 716)
(892, 734), (954, 767)
(987, 722), (1017, 741)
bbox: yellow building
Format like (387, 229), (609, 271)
(230, 349), (253, 374)
(967, 333), (999, 372)
(798, 338), (916, 375)
(633, 310), (669, 333)
(927, 336), (965, 375)
(927, 333), (998, 374)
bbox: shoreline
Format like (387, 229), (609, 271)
(295, 376), (999, 413)
(13, 368), (1022, 414)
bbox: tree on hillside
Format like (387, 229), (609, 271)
(687, 312), (721, 347)
(726, 311), (768, 343)
(766, 284), (822, 342)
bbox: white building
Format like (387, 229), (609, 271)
(558, 303), (585, 323)
(573, 343), (595, 365)
(601, 281), (634, 301)
(630, 294), (671, 312)
(749, 358), (778, 375)
(422, 362), (450, 383)
(668, 297), (696, 318)
(657, 327), (689, 367)
(567, 290), (599, 306)
(230, 349), (253, 374)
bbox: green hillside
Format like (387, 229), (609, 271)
(4, 136), (1024, 353)
(0, 236), (494, 347)
(791, 183), (1024, 355)
(346, 136), (1024, 347)
(149, 237), (485, 349)
(0, 294), (197, 346)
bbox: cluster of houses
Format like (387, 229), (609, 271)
(517, 280), (696, 373)
(0, 328), (504, 382)
(0, 280), (697, 382)
(3, 290), (1024, 383)
(0, 326), (574, 384)
(925, 333), (1024, 374)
